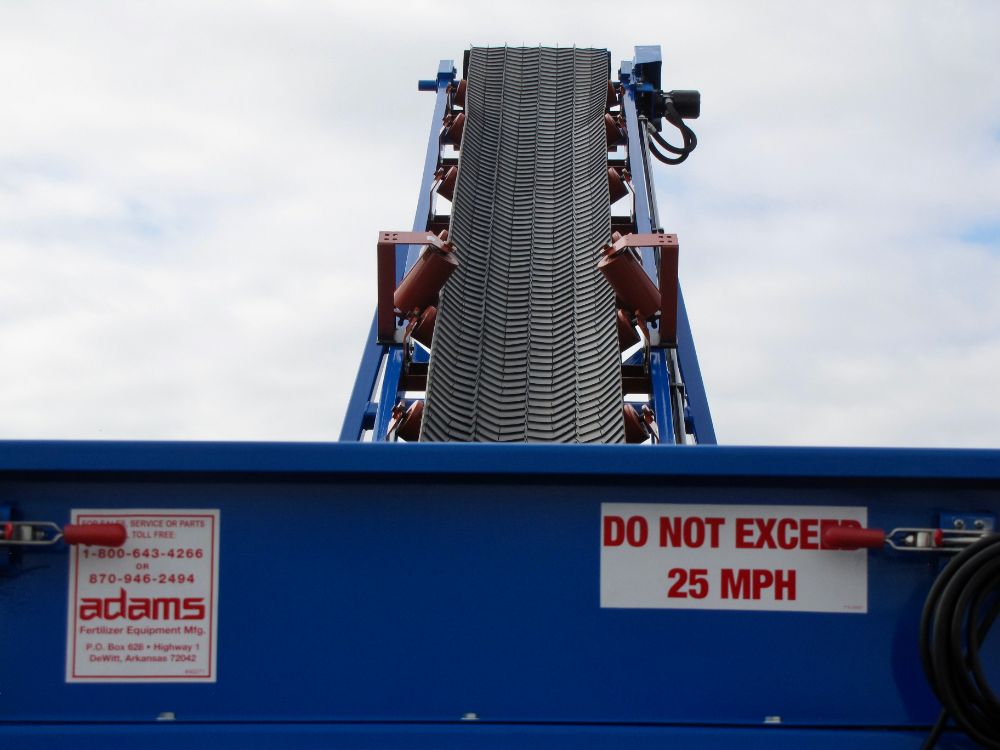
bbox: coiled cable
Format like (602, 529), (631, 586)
(920, 533), (1000, 748)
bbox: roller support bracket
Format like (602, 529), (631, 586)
(376, 231), (455, 343)
(603, 231), (679, 345)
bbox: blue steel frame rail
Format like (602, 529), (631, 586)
(620, 47), (716, 444)
(340, 60), (455, 442)
(1, 440), (999, 480)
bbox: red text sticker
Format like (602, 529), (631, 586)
(66, 509), (220, 682)
(600, 503), (867, 613)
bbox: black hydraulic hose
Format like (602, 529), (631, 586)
(647, 121), (688, 154)
(665, 100), (698, 150)
(920, 533), (1000, 749)
(648, 138), (689, 165)
(659, 101), (698, 153)
(643, 101), (698, 166)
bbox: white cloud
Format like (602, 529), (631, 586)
(0, 0), (998, 446)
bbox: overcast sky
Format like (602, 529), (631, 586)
(1, 1), (998, 447)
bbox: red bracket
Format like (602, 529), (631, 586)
(377, 231), (456, 343)
(597, 231), (679, 345)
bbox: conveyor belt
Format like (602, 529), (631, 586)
(421, 46), (625, 443)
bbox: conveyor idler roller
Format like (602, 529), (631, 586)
(421, 46), (625, 443)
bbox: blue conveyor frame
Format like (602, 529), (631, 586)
(340, 48), (715, 444)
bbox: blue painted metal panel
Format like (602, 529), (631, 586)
(619, 60), (633, 84)
(2, 442), (998, 742)
(0, 502), (10, 571)
(436, 59), (455, 85)
(633, 45), (663, 89)
(0, 723), (982, 749)
(340, 61), (454, 442)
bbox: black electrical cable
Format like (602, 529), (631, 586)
(662, 100), (698, 152)
(647, 120), (688, 154)
(920, 533), (1000, 749)
(647, 129), (693, 165)
(643, 100), (698, 166)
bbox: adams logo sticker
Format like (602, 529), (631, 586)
(66, 509), (220, 682)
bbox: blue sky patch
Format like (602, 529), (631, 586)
(960, 222), (1000, 246)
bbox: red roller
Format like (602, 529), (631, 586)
(453, 79), (467, 108)
(390, 400), (424, 442)
(436, 166), (458, 202)
(623, 405), (648, 443)
(822, 526), (886, 550)
(608, 168), (629, 203)
(597, 249), (661, 319)
(598, 232), (680, 345)
(63, 523), (128, 548)
(606, 80), (619, 110)
(411, 305), (437, 347)
(442, 112), (465, 146)
(605, 113), (624, 147)
(376, 229), (456, 343)
(616, 309), (640, 351)
(394, 232), (458, 315)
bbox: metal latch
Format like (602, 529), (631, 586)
(823, 524), (992, 553)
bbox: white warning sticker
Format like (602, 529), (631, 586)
(66, 509), (220, 682)
(600, 503), (867, 613)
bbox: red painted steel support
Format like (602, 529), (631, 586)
(597, 231), (679, 345)
(376, 230), (455, 343)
